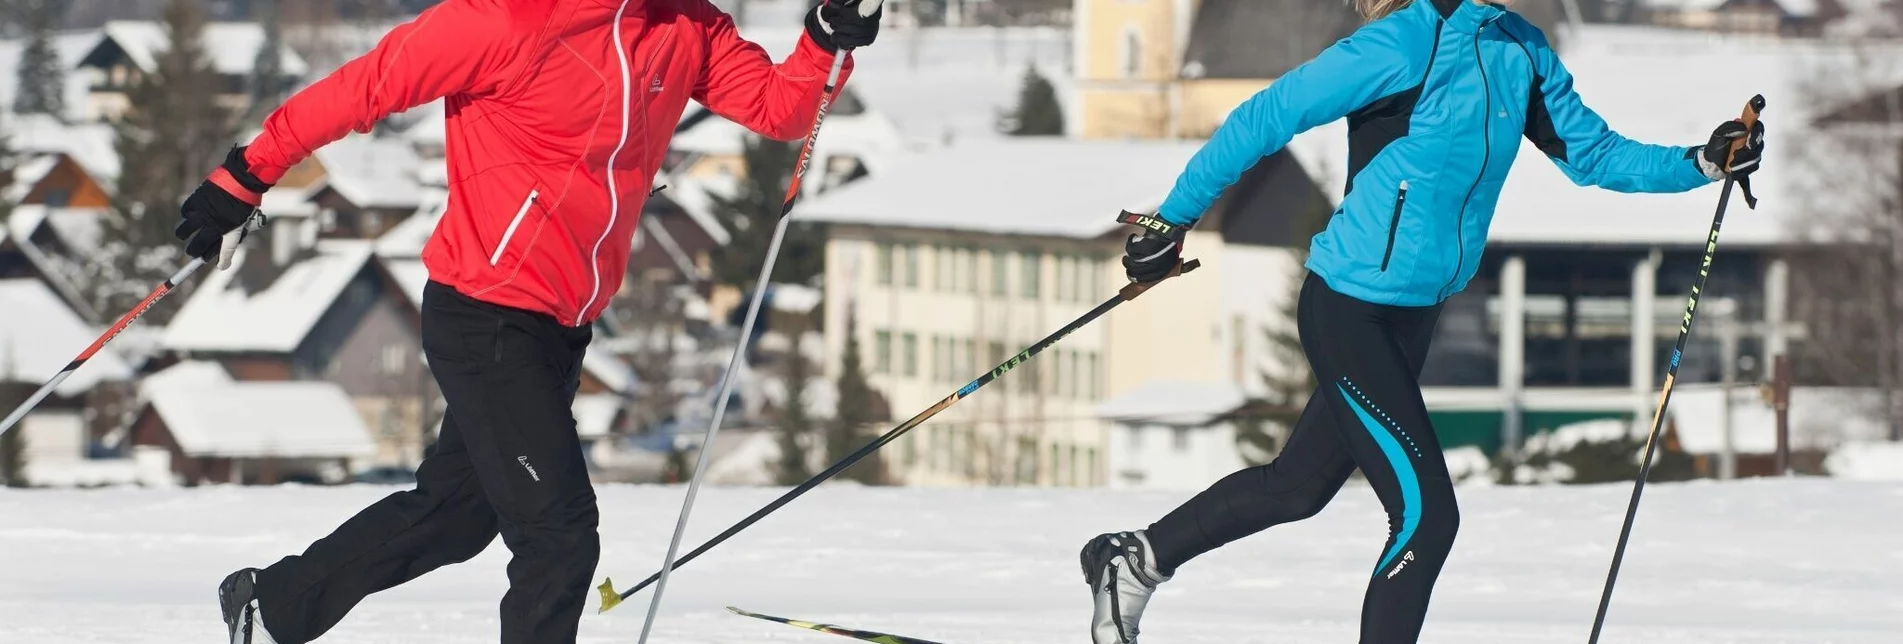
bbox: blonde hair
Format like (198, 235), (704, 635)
(1355, 0), (1413, 21)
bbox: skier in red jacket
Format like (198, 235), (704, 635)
(174, 1), (883, 642)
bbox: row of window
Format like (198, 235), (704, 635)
(900, 427), (1100, 487)
(873, 243), (1107, 303)
(871, 330), (1102, 399)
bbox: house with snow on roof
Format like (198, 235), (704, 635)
(157, 238), (442, 470)
(0, 279), (138, 487)
(129, 360), (376, 485)
(76, 21), (307, 121)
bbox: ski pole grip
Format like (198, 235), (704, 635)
(1118, 258), (1200, 301)
(1728, 94), (1765, 164)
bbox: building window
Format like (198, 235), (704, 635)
(901, 332), (918, 376)
(991, 251), (1010, 296)
(1055, 255), (1071, 302)
(963, 339), (977, 377)
(963, 247), (979, 293)
(1067, 350), (1081, 398)
(1086, 352), (1100, 398)
(874, 331), (892, 374)
(1050, 442), (1063, 485)
(1076, 256), (1093, 300)
(43, 189), (71, 208)
(876, 243), (894, 286)
(1069, 445), (1081, 486)
(1083, 447), (1098, 486)
(903, 244), (920, 288)
(1172, 427), (1191, 452)
(931, 335), (945, 382)
(1121, 28), (1142, 79)
(379, 344), (408, 375)
(1022, 252), (1042, 299)
(988, 341), (1006, 369)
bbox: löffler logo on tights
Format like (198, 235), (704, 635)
(1386, 550), (1416, 579)
(518, 456), (541, 482)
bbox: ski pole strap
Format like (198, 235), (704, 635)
(1729, 94), (1765, 209)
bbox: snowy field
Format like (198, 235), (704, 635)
(2, 480), (1900, 643)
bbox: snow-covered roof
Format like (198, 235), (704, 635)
(97, 21), (309, 77)
(312, 133), (426, 209)
(670, 107), (909, 186)
(733, 26), (1072, 144)
(139, 361), (374, 459)
(0, 279), (132, 396)
(1285, 25), (1899, 248)
(1825, 441), (1903, 480)
(769, 283), (822, 314)
(584, 352), (637, 395)
(654, 171), (731, 246)
(30, 206), (107, 253)
(162, 240), (377, 353)
(380, 257), (431, 311)
(1096, 380), (1249, 426)
(4, 155), (62, 204)
(258, 183), (320, 219)
(4, 114), (121, 180)
(374, 189), (450, 257)
(573, 393), (624, 440)
(799, 138), (1204, 238)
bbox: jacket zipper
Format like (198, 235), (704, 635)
(1381, 180), (1409, 272)
(1443, 29), (1493, 300)
(490, 189), (539, 266)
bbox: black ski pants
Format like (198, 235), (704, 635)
(253, 281), (600, 644)
(1144, 273), (1459, 643)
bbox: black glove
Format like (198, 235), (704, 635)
(806, 0), (883, 52)
(175, 146), (271, 265)
(1696, 118), (1765, 181)
(1118, 212), (1186, 283)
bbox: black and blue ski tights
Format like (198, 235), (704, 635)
(1143, 273), (1459, 643)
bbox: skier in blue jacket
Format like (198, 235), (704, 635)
(1081, 1), (1764, 642)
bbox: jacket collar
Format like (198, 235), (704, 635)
(1429, 0), (1506, 34)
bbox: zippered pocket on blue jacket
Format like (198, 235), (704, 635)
(1380, 180), (1409, 272)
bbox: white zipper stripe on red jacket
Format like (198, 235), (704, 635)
(578, 0), (637, 326)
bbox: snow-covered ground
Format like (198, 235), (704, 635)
(2, 480), (1899, 643)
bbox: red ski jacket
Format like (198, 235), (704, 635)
(243, 0), (852, 325)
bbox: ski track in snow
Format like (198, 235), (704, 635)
(1, 480), (1899, 643)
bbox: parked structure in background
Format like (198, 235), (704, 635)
(1097, 380), (1247, 489)
(131, 361), (375, 485)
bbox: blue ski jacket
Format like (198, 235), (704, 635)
(1156, 0), (1715, 307)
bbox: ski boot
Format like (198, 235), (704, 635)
(218, 568), (278, 644)
(1081, 530), (1170, 644)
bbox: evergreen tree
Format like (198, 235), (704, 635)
(247, 0), (288, 122)
(1002, 63), (1064, 136)
(774, 314), (816, 485)
(14, 0), (68, 118)
(100, 0), (235, 321)
(828, 316), (886, 484)
(708, 134), (827, 289)
(1, 343), (29, 488)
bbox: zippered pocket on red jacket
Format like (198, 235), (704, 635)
(1380, 181), (1409, 272)
(490, 189), (539, 267)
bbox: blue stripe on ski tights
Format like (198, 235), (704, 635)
(1336, 382), (1421, 577)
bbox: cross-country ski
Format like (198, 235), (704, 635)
(1, 1), (1897, 643)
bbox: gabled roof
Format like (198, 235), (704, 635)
(0, 278), (132, 396)
(1096, 380), (1248, 426)
(311, 133), (426, 210)
(95, 21), (309, 77)
(139, 361), (375, 458)
(1180, 0), (1362, 80)
(798, 138), (1204, 239)
(5, 114), (121, 180)
(161, 240), (378, 354)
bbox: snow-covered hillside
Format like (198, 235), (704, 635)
(1, 480), (1898, 642)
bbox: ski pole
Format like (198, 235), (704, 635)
(598, 248), (1203, 614)
(1588, 94), (1764, 643)
(0, 213), (262, 439)
(631, 43), (856, 644)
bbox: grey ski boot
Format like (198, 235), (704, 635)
(218, 568), (278, 644)
(1081, 530), (1170, 644)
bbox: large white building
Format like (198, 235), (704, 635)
(802, 138), (1323, 487)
